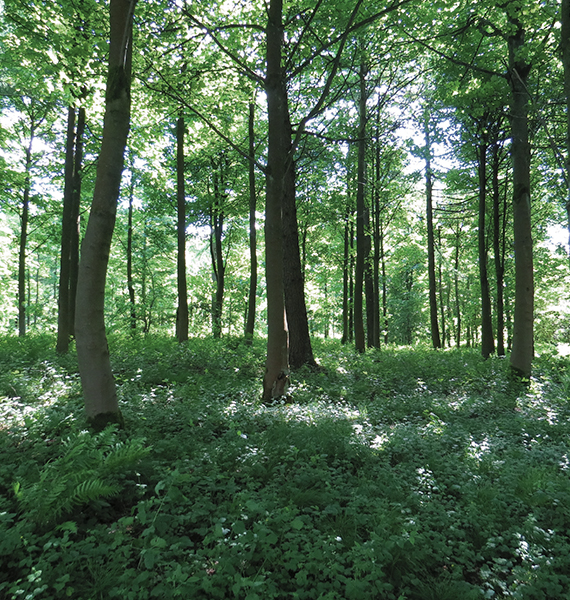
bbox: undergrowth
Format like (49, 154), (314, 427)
(1, 334), (570, 599)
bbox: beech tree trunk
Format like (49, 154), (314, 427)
(437, 228), (446, 348)
(69, 106), (85, 338)
(210, 167), (225, 339)
(453, 225), (462, 348)
(341, 200), (351, 345)
(56, 106), (76, 352)
(75, 0), (135, 427)
(424, 114), (441, 349)
(283, 155), (317, 369)
(127, 171), (136, 331)
(18, 153), (31, 338)
(492, 137), (506, 357)
(477, 141), (495, 358)
(507, 13), (533, 378)
(263, 0), (289, 401)
(175, 115), (189, 342)
(354, 62), (368, 353)
(245, 102), (257, 342)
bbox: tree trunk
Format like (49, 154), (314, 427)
(371, 143), (381, 348)
(18, 157), (31, 338)
(454, 225), (461, 348)
(562, 0), (570, 257)
(380, 221), (388, 344)
(57, 106), (76, 352)
(175, 115), (189, 342)
(263, 0), (289, 401)
(437, 228), (446, 348)
(127, 171), (136, 331)
(69, 106), (85, 338)
(348, 219), (355, 344)
(492, 138), (506, 356)
(354, 62), (368, 353)
(477, 141), (495, 358)
(424, 113), (441, 349)
(341, 200), (351, 344)
(283, 155), (317, 369)
(210, 169), (225, 339)
(245, 102), (257, 342)
(507, 13), (533, 378)
(75, 0), (135, 427)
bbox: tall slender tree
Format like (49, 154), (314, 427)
(175, 114), (189, 342)
(75, 0), (136, 426)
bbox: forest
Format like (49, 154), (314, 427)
(2, 0), (570, 598)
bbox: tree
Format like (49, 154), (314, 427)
(244, 102), (258, 342)
(75, 0), (136, 427)
(353, 61), (369, 353)
(422, 108), (441, 349)
(175, 114), (189, 343)
(507, 5), (533, 378)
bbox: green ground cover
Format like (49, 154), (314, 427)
(1, 335), (570, 599)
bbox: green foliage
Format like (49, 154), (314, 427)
(13, 425), (148, 526)
(2, 336), (570, 598)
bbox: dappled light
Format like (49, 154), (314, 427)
(2, 336), (570, 598)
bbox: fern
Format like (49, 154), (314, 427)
(15, 426), (149, 526)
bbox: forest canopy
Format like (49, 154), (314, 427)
(0, 0), (569, 408)
(3, 1), (570, 599)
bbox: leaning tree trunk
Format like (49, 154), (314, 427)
(507, 13), (534, 378)
(175, 115), (189, 342)
(477, 141), (495, 358)
(75, 0), (135, 427)
(263, 0), (289, 401)
(424, 113), (441, 349)
(245, 102), (258, 342)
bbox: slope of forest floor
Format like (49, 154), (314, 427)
(1, 335), (570, 600)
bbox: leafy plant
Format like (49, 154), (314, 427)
(13, 425), (149, 526)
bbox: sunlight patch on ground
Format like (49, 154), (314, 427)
(467, 435), (492, 462)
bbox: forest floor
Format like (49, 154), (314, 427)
(1, 335), (570, 599)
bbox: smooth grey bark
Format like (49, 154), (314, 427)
(75, 0), (135, 426)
